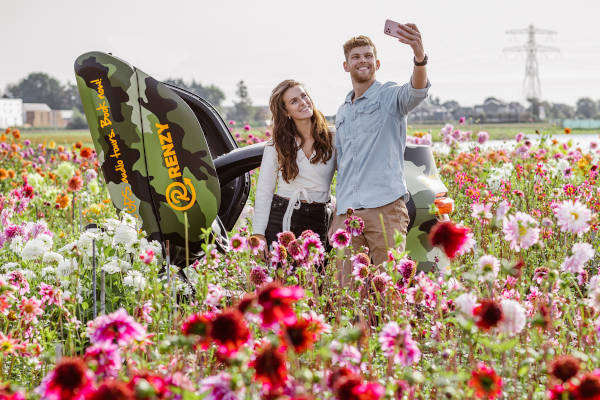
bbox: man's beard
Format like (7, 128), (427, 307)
(350, 66), (375, 83)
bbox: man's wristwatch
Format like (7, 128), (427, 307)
(414, 54), (428, 66)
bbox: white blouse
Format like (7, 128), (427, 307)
(252, 141), (336, 236)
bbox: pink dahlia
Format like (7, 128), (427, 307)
(561, 242), (595, 274)
(302, 235), (325, 265)
(395, 256), (417, 282)
(139, 248), (154, 265)
(277, 231), (296, 247)
(478, 254), (500, 282)
(84, 342), (123, 377)
(554, 199), (592, 236)
(331, 229), (351, 249)
(87, 308), (146, 346)
(477, 131), (489, 144)
(19, 296), (43, 323)
(345, 215), (365, 236)
(287, 239), (305, 261)
(351, 262), (370, 283)
(378, 322), (421, 366)
(502, 212), (540, 251)
(229, 234), (246, 252)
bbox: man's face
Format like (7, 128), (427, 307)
(343, 45), (380, 84)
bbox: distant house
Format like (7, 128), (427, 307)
(408, 99), (452, 122)
(23, 103), (52, 127)
(450, 98), (529, 123)
(52, 110), (73, 128)
(0, 98), (23, 128)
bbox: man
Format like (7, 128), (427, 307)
(331, 24), (430, 284)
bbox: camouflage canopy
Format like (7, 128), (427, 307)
(74, 51), (220, 253)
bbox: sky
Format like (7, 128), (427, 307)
(2, 0), (599, 115)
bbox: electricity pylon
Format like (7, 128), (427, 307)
(504, 24), (559, 100)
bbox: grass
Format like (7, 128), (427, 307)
(20, 129), (92, 147)
(408, 122), (599, 141)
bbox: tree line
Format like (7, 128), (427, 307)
(1, 73), (266, 128)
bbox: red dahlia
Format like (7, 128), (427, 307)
(252, 343), (288, 390)
(571, 372), (600, 400)
(209, 308), (251, 357)
(550, 355), (581, 382)
(257, 282), (304, 328)
(85, 380), (134, 400)
(39, 357), (93, 400)
(327, 366), (355, 389)
(334, 374), (384, 400)
(127, 373), (171, 399)
(468, 362), (503, 399)
(67, 175), (83, 192)
(473, 299), (503, 331)
(181, 312), (214, 349)
(281, 317), (316, 353)
(428, 220), (470, 259)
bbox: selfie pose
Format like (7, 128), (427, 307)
(331, 24), (430, 284)
(252, 80), (335, 249)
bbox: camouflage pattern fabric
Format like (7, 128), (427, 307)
(404, 145), (450, 272)
(74, 52), (220, 255)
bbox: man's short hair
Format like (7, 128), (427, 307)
(343, 35), (377, 60)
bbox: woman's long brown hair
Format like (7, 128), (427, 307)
(269, 80), (333, 183)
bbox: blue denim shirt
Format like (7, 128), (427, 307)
(334, 79), (430, 214)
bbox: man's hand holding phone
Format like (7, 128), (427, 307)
(384, 19), (425, 63)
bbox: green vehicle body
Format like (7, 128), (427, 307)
(74, 51), (220, 256)
(74, 51), (450, 271)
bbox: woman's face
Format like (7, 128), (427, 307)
(282, 85), (313, 122)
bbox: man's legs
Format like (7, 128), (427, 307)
(329, 197), (409, 285)
(330, 212), (368, 287)
(359, 197), (410, 266)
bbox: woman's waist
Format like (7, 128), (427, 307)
(275, 188), (330, 203)
(272, 193), (329, 207)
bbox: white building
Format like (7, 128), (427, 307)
(0, 98), (23, 128)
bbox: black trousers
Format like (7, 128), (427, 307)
(264, 194), (329, 248)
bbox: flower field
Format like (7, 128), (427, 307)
(1, 123), (600, 399)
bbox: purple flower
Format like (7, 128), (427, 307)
(200, 373), (240, 399)
(477, 131), (489, 144)
(515, 132), (524, 142)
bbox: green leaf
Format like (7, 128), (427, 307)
(518, 365), (529, 377)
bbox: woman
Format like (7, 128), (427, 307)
(252, 80), (335, 249)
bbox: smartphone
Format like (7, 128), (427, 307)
(384, 19), (402, 39)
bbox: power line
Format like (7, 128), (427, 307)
(504, 24), (559, 100)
